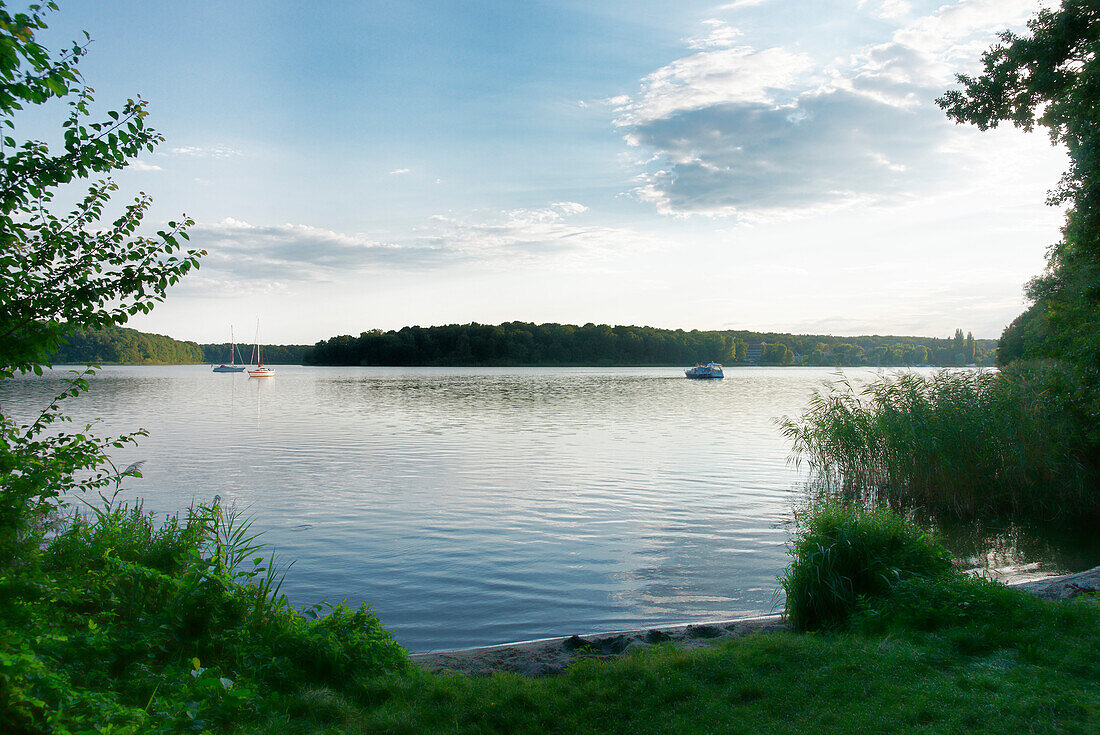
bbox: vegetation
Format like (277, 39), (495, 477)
(3, 501), (405, 733)
(44, 326), (311, 365)
(244, 503), (1098, 733)
(305, 321), (995, 367)
(780, 367), (1096, 523)
(7, 504), (1097, 734)
(251, 590), (1099, 734)
(50, 325), (205, 364)
(780, 503), (953, 631)
(785, 1), (1100, 525)
(3, 2), (1097, 733)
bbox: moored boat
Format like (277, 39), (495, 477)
(685, 362), (724, 379)
(248, 320), (275, 378)
(212, 325), (246, 372)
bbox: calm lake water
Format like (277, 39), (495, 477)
(3, 366), (1096, 651)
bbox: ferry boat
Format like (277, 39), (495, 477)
(685, 362), (724, 379)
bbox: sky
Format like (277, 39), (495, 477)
(31, 0), (1066, 343)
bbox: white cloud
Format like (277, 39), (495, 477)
(168, 145), (242, 159)
(177, 203), (655, 291)
(858, 0), (911, 20)
(128, 160), (162, 171)
(419, 202), (658, 267)
(686, 19), (742, 50)
(615, 0), (1051, 218)
(389, 168), (411, 175)
(616, 46), (815, 126)
(718, 0), (771, 10)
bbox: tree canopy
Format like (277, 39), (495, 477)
(938, 0), (1100, 460)
(305, 321), (995, 368)
(938, 0), (1100, 374)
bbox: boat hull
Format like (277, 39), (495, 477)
(212, 365), (245, 373)
(685, 362), (724, 379)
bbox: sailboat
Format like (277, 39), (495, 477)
(212, 326), (246, 372)
(248, 321), (274, 378)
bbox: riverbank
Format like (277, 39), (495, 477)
(413, 565), (1100, 677)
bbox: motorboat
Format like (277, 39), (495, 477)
(685, 362), (724, 379)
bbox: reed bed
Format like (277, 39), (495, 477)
(779, 367), (1094, 522)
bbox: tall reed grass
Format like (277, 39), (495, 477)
(779, 367), (1094, 522)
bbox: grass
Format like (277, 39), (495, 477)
(247, 589), (1100, 734)
(1, 502), (406, 734)
(5, 501), (1097, 733)
(780, 502), (953, 631)
(779, 366), (1096, 522)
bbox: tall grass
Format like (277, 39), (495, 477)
(781, 503), (952, 631)
(779, 367), (1094, 522)
(4, 501), (406, 733)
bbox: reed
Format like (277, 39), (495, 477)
(779, 367), (1094, 522)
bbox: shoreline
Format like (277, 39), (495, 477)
(411, 566), (1100, 677)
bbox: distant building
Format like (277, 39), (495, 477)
(745, 342), (766, 364)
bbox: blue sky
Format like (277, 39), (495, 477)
(36, 0), (1064, 342)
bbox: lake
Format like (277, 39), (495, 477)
(3, 365), (1095, 652)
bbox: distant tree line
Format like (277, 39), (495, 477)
(304, 323), (996, 367)
(51, 327), (205, 365)
(200, 342), (310, 365)
(49, 326), (310, 365)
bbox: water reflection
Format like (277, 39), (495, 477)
(793, 478), (1100, 584)
(2, 365), (1097, 651)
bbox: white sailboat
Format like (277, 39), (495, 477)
(212, 325), (246, 372)
(248, 321), (274, 378)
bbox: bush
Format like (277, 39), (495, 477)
(2, 504), (407, 732)
(781, 503), (953, 631)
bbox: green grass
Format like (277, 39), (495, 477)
(246, 589), (1100, 734)
(779, 367), (1096, 522)
(5, 502), (1097, 734)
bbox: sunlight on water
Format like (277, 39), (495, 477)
(3, 366), (1092, 651)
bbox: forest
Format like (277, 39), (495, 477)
(304, 322), (996, 367)
(49, 326), (311, 365)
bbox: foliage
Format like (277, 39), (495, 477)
(1, 502), (406, 733)
(0, 6), (201, 378)
(49, 325), (206, 365)
(41, 326), (312, 365)
(938, 0), (1100, 443)
(780, 502), (953, 631)
(242, 583), (1100, 734)
(0, 0), (201, 562)
(780, 368), (1095, 522)
(305, 321), (995, 367)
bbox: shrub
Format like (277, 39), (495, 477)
(781, 503), (953, 631)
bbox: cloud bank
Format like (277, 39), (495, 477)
(180, 203), (656, 292)
(615, 1), (1054, 218)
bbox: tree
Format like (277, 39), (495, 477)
(938, 0), (1099, 459)
(0, 2), (201, 560)
(938, 0), (1100, 374)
